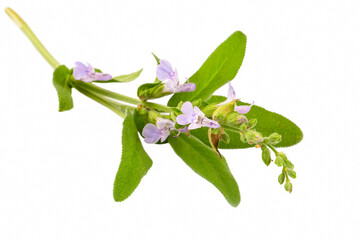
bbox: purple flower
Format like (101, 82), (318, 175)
(142, 118), (175, 144)
(218, 82), (254, 114)
(235, 101), (254, 114)
(176, 101), (220, 130)
(156, 60), (196, 93)
(73, 62), (112, 82)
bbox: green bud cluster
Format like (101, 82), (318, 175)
(275, 151), (296, 193)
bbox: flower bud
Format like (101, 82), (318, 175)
(245, 130), (264, 144)
(137, 83), (170, 100)
(268, 133), (282, 145)
(288, 170), (296, 179)
(240, 123), (247, 133)
(278, 173), (285, 185)
(148, 110), (161, 124)
(201, 103), (218, 117)
(284, 158), (294, 170)
(136, 105), (148, 115)
(248, 118), (257, 129)
(261, 146), (271, 166)
(212, 99), (237, 122)
(240, 134), (246, 143)
(191, 98), (202, 108)
(224, 112), (248, 126)
(285, 181), (292, 193)
(274, 156), (284, 167)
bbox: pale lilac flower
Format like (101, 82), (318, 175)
(73, 62), (112, 82)
(142, 118), (175, 144)
(235, 101), (254, 114)
(218, 82), (254, 114)
(176, 101), (220, 130)
(156, 60), (196, 93)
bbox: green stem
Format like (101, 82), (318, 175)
(141, 101), (173, 113)
(5, 7), (60, 69)
(74, 80), (141, 105)
(222, 124), (240, 133)
(74, 83), (134, 118)
(266, 143), (278, 155)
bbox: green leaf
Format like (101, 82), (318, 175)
(168, 31), (247, 106)
(95, 69), (143, 83)
(52, 65), (73, 112)
(113, 109), (153, 202)
(168, 134), (240, 207)
(191, 96), (303, 149)
(151, 52), (160, 65)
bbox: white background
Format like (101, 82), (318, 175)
(1, 0), (359, 239)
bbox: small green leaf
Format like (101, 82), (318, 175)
(261, 146), (271, 166)
(52, 65), (73, 112)
(168, 134), (240, 207)
(168, 31), (247, 106)
(95, 69), (143, 83)
(113, 109), (153, 202)
(191, 96), (303, 149)
(151, 52), (161, 65)
(274, 156), (284, 167)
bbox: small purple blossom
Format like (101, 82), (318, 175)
(142, 118), (175, 144)
(73, 62), (112, 82)
(235, 101), (254, 114)
(176, 101), (220, 130)
(156, 60), (196, 93)
(218, 82), (254, 114)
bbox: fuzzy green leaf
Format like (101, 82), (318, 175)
(168, 134), (240, 207)
(52, 65), (73, 112)
(113, 109), (153, 202)
(191, 96), (303, 149)
(168, 31), (246, 106)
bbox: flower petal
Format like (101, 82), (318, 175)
(227, 82), (236, 101)
(176, 114), (193, 125)
(235, 101), (254, 114)
(174, 83), (196, 93)
(156, 118), (175, 130)
(157, 59), (174, 81)
(201, 117), (220, 128)
(188, 123), (202, 130)
(181, 101), (195, 115)
(163, 79), (177, 93)
(142, 124), (161, 144)
(193, 106), (205, 119)
(92, 72), (113, 81)
(73, 62), (89, 80)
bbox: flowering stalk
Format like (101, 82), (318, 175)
(6, 7), (303, 206)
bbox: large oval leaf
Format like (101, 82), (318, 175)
(168, 134), (240, 207)
(168, 31), (246, 106)
(113, 109), (153, 202)
(191, 96), (303, 149)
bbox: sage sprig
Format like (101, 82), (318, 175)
(6, 7), (303, 207)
